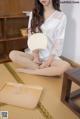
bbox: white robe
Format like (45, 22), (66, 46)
(26, 10), (67, 60)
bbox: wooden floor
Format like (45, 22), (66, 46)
(0, 62), (79, 119)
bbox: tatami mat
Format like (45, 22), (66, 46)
(0, 105), (44, 119)
(0, 63), (44, 119)
(0, 62), (79, 119)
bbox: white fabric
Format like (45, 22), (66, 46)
(28, 33), (48, 51)
(28, 11), (32, 29)
(25, 10), (67, 60)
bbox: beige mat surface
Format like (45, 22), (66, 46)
(0, 63), (44, 119)
(0, 63), (79, 119)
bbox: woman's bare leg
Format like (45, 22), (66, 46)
(9, 50), (39, 69)
(35, 59), (71, 76)
(16, 59), (71, 76)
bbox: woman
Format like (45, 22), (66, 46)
(9, 0), (71, 76)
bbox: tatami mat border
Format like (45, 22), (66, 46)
(0, 63), (54, 119)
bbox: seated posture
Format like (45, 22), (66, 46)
(9, 0), (71, 76)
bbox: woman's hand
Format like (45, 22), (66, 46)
(40, 56), (53, 68)
(33, 57), (42, 65)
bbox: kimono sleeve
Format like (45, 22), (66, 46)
(51, 14), (67, 58)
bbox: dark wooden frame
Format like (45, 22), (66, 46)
(61, 68), (80, 117)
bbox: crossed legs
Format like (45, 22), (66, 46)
(9, 50), (71, 76)
(16, 59), (71, 76)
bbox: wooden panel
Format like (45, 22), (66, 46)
(0, 42), (6, 57)
(4, 17), (28, 38)
(0, 19), (2, 38)
(6, 39), (27, 54)
(0, 0), (9, 16)
(0, 0), (34, 16)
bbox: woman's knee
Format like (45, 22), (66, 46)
(56, 60), (71, 75)
(64, 61), (71, 69)
(61, 61), (71, 74)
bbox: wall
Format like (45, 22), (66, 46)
(61, 1), (80, 64)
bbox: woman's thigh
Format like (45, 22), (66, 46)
(9, 50), (33, 61)
(9, 50), (39, 69)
